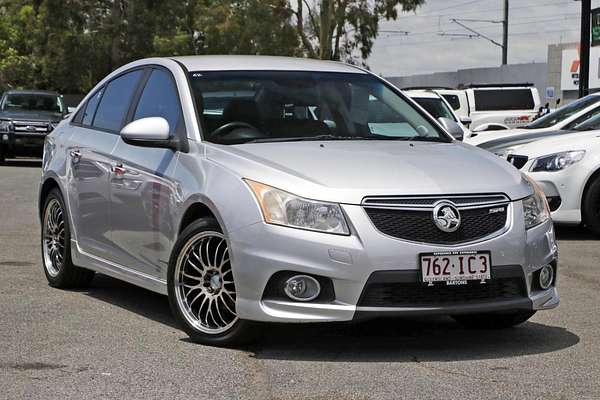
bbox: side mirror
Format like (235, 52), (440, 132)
(438, 117), (464, 141)
(120, 117), (178, 150)
(460, 116), (472, 126)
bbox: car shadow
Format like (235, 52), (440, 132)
(1, 158), (42, 168)
(246, 317), (579, 363)
(83, 274), (579, 362)
(555, 225), (598, 241)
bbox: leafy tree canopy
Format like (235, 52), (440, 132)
(0, 0), (423, 94)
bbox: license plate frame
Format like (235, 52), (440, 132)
(419, 251), (492, 285)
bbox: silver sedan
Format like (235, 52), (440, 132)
(39, 56), (559, 346)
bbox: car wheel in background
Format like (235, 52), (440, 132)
(452, 310), (536, 329)
(167, 218), (258, 346)
(582, 176), (600, 236)
(41, 188), (95, 288)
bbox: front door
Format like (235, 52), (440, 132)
(108, 67), (184, 279)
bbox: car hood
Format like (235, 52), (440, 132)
(510, 130), (600, 159)
(0, 110), (62, 122)
(477, 129), (575, 154)
(207, 140), (532, 204)
(466, 128), (534, 146)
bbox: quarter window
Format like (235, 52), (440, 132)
(82, 87), (104, 126)
(133, 69), (182, 134)
(93, 70), (144, 132)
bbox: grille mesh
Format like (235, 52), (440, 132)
(365, 205), (507, 244)
(359, 277), (526, 307)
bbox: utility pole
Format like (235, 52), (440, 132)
(580, 0), (591, 98)
(502, 0), (509, 65)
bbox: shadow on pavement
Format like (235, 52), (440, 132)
(248, 317), (579, 362)
(555, 225), (598, 241)
(81, 273), (177, 329)
(83, 275), (578, 362)
(1, 158), (42, 168)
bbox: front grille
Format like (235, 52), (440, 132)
(507, 154), (528, 170)
(358, 268), (527, 308)
(362, 195), (509, 208)
(364, 203), (508, 245)
(12, 120), (51, 134)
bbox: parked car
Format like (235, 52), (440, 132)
(466, 93), (600, 146)
(0, 90), (68, 164)
(39, 56), (558, 346)
(507, 130), (600, 233)
(404, 90), (471, 139)
(469, 110), (600, 158)
(465, 84), (541, 132)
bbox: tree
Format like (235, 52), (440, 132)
(293, 0), (425, 65)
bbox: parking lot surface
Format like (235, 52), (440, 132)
(1, 160), (599, 400)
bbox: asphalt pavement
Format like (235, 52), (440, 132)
(0, 159), (598, 400)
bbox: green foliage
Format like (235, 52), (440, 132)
(0, 0), (422, 94)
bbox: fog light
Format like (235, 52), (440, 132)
(284, 275), (321, 302)
(2, 134), (8, 141)
(539, 265), (554, 290)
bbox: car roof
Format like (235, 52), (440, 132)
(170, 55), (367, 74)
(404, 90), (441, 99)
(3, 89), (60, 96)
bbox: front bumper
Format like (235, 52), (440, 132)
(228, 202), (559, 323)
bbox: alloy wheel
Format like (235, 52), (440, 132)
(174, 231), (238, 334)
(42, 198), (65, 277)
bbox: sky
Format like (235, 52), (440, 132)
(369, 0), (600, 77)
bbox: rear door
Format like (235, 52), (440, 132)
(66, 69), (145, 260)
(108, 67), (184, 279)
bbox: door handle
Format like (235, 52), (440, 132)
(111, 164), (126, 176)
(70, 150), (81, 158)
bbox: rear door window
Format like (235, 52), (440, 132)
(473, 89), (534, 111)
(92, 70), (144, 132)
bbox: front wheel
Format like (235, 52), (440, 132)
(452, 310), (536, 329)
(167, 218), (258, 346)
(582, 176), (600, 236)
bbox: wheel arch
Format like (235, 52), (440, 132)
(178, 201), (218, 235)
(581, 166), (600, 209)
(39, 177), (61, 220)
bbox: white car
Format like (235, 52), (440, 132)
(465, 85), (541, 132)
(434, 89), (471, 123)
(466, 93), (600, 146)
(405, 90), (471, 139)
(507, 130), (600, 234)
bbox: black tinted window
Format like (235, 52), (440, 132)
(133, 69), (181, 133)
(442, 94), (461, 110)
(82, 88), (104, 126)
(93, 70), (143, 131)
(473, 89), (535, 111)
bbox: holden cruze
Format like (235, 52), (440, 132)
(39, 56), (559, 346)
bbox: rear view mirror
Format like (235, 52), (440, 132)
(120, 117), (179, 150)
(438, 117), (464, 141)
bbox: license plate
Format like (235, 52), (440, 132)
(420, 251), (491, 285)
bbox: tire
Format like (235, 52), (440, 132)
(41, 188), (95, 288)
(452, 310), (536, 329)
(167, 218), (258, 346)
(582, 176), (600, 236)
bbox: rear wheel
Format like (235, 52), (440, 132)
(167, 218), (258, 346)
(41, 188), (94, 288)
(582, 176), (600, 236)
(452, 310), (536, 329)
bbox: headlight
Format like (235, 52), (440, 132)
(0, 120), (10, 132)
(245, 179), (350, 235)
(521, 174), (550, 229)
(529, 150), (585, 172)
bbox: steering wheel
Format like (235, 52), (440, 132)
(210, 121), (259, 139)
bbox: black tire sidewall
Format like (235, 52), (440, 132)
(583, 177), (600, 235)
(167, 218), (257, 346)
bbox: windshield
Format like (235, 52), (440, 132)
(1, 93), (64, 114)
(412, 96), (456, 121)
(188, 71), (450, 144)
(526, 95), (600, 129)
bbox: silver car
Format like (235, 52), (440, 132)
(39, 56), (559, 346)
